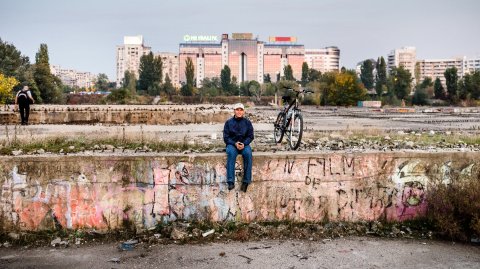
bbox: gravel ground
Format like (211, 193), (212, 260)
(0, 237), (479, 269)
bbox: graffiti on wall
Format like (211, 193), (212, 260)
(0, 154), (478, 231)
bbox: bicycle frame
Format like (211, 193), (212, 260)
(274, 87), (312, 149)
(281, 91), (301, 128)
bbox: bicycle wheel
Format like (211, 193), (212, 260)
(288, 112), (303, 150)
(273, 112), (286, 143)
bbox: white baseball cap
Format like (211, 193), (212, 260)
(233, 103), (244, 110)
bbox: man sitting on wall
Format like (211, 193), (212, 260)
(223, 103), (254, 192)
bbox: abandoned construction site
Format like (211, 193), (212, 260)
(0, 104), (479, 268)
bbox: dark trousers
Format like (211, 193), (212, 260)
(19, 103), (30, 124)
(226, 144), (252, 184)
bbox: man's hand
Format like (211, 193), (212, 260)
(235, 142), (244, 150)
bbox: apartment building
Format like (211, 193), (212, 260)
(50, 65), (97, 89)
(304, 47), (340, 73)
(417, 58), (466, 86)
(116, 35), (151, 87)
(465, 57), (480, 74)
(155, 52), (180, 87)
(387, 47), (416, 78)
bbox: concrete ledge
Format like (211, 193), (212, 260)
(0, 105), (231, 125)
(1, 151), (479, 232)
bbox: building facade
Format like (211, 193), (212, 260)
(116, 34), (341, 88)
(116, 35), (151, 87)
(304, 47), (340, 73)
(465, 57), (480, 74)
(178, 33), (336, 86)
(387, 47), (416, 78)
(155, 52), (180, 88)
(51, 65), (97, 90)
(417, 58), (466, 86)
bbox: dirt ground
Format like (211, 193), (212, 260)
(0, 237), (479, 269)
(2, 106), (480, 143)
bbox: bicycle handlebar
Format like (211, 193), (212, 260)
(285, 88), (314, 94)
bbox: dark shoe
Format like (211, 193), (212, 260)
(241, 183), (249, 192)
(228, 183), (235, 191)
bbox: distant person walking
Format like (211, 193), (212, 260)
(223, 103), (254, 192)
(15, 85), (34, 125)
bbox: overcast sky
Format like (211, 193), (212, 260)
(1, 0), (479, 80)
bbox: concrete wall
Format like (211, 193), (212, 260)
(0, 105), (231, 125)
(1, 152), (479, 232)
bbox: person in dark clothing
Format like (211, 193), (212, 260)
(15, 85), (35, 125)
(223, 103), (254, 192)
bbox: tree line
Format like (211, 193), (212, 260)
(4, 37), (477, 106)
(0, 38), (116, 104)
(108, 54), (368, 106)
(359, 57), (480, 106)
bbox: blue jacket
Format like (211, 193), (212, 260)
(223, 116), (254, 146)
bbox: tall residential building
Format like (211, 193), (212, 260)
(465, 56), (480, 74)
(155, 52), (180, 88)
(179, 42), (223, 87)
(116, 35), (151, 87)
(178, 33), (330, 86)
(417, 57), (466, 86)
(179, 33), (267, 86)
(387, 47), (416, 77)
(304, 47), (340, 73)
(264, 42), (304, 82)
(51, 65), (97, 89)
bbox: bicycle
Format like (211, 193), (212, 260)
(273, 87), (313, 150)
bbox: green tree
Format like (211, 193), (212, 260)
(0, 38), (30, 78)
(434, 77), (445, 99)
(199, 77), (220, 98)
(308, 69), (321, 82)
(319, 71), (337, 106)
(181, 57), (195, 96)
(185, 57), (195, 88)
(417, 77), (434, 98)
(162, 73), (176, 96)
(248, 80), (261, 101)
(123, 70), (137, 95)
(360, 59), (374, 90)
(470, 71), (480, 100)
(326, 70), (367, 106)
(262, 82), (276, 96)
(95, 73), (110, 92)
(105, 88), (132, 104)
(444, 67), (458, 101)
(264, 73), (271, 83)
(390, 66), (412, 100)
(301, 62), (309, 86)
(239, 81), (250, 97)
(220, 65), (232, 94)
(458, 75), (471, 100)
(238, 80), (261, 99)
(419, 77), (433, 89)
(284, 65), (294, 81)
(230, 76), (239, 96)
(0, 39), (40, 100)
(138, 52), (163, 95)
(34, 44), (61, 103)
(412, 88), (429, 105)
(375, 56), (387, 96)
(414, 62), (421, 85)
